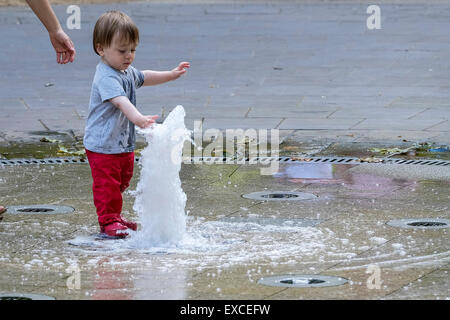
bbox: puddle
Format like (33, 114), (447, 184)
(274, 163), (348, 184)
(273, 163), (413, 192)
(67, 216), (340, 270)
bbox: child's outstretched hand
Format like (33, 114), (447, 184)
(138, 115), (159, 129)
(171, 62), (190, 80)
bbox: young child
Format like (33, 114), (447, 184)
(84, 11), (190, 238)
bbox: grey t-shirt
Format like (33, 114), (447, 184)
(83, 61), (144, 154)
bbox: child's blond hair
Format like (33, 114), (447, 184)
(93, 11), (139, 55)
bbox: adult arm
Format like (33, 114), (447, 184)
(26, 0), (76, 64)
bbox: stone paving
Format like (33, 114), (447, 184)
(0, 0), (449, 301)
(0, 161), (449, 300)
(0, 0), (449, 147)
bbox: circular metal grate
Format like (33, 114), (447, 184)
(242, 191), (317, 201)
(0, 293), (55, 300)
(261, 193), (298, 199)
(6, 205), (74, 215)
(17, 208), (54, 213)
(387, 218), (450, 229)
(280, 278), (325, 285)
(408, 221), (446, 227)
(258, 275), (348, 288)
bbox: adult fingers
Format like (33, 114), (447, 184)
(69, 48), (76, 62)
(65, 39), (76, 62)
(62, 51), (68, 64)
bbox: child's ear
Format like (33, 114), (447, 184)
(96, 43), (104, 56)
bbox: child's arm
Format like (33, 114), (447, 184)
(110, 96), (158, 129)
(142, 62), (190, 86)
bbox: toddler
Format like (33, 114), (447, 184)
(84, 11), (190, 238)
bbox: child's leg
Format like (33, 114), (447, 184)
(118, 151), (137, 231)
(119, 152), (134, 193)
(86, 149), (125, 227)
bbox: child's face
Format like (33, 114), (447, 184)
(97, 33), (137, 71)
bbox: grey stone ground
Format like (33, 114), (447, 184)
(0, 0), (449, 147)
(0, 0), (449, 301)
(0, 162), (449, 300)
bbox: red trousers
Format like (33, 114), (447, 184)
(85, 149), (135, 226)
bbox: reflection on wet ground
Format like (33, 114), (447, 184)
(274, 163), (414, 197)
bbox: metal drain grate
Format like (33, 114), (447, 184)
(242, 191), (317, 201)
(280, 278), (325, 285)
(387, 218), (450, 229)
(17, 207), (54, 213)
(261, 193), (298, 199)
(6, 205), (74, 215)
(0, 157), (88, 166)
(258, 275), (348, 288)
(0, 293), (55, 300)
(189, 156), (450, 166)
(1, 156), (449, 166)
(408, 221), (446, 227)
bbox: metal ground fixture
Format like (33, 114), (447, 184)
(258, 275), (348, 288)
(1, 156), (449, 166)
(242, 191), (317, 201)
(387, 218), (450, 229)
(6, 204), (74, 215)
(0, 293), (55, 300)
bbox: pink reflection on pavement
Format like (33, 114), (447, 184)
(274, 163), (412, 193)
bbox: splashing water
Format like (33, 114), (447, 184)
(69, 105), (348, 266)
(129, 105), (191, 248)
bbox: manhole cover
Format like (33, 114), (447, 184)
(242, 191), (317, 201)
(387, 218), (450, 229)
(219, 216), (322, 228)
(6, 205), (74, 215)
(258, 275), (348, 288)
(0, 293), (55, 300)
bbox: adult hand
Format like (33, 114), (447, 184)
(49, 29), (76, 64)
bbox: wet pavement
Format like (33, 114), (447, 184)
(0, 0), (449, 301)
(0, 161), (449, 300)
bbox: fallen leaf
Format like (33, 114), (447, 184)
(40, 137), (59, 143)
(57, 146), (85, 156)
